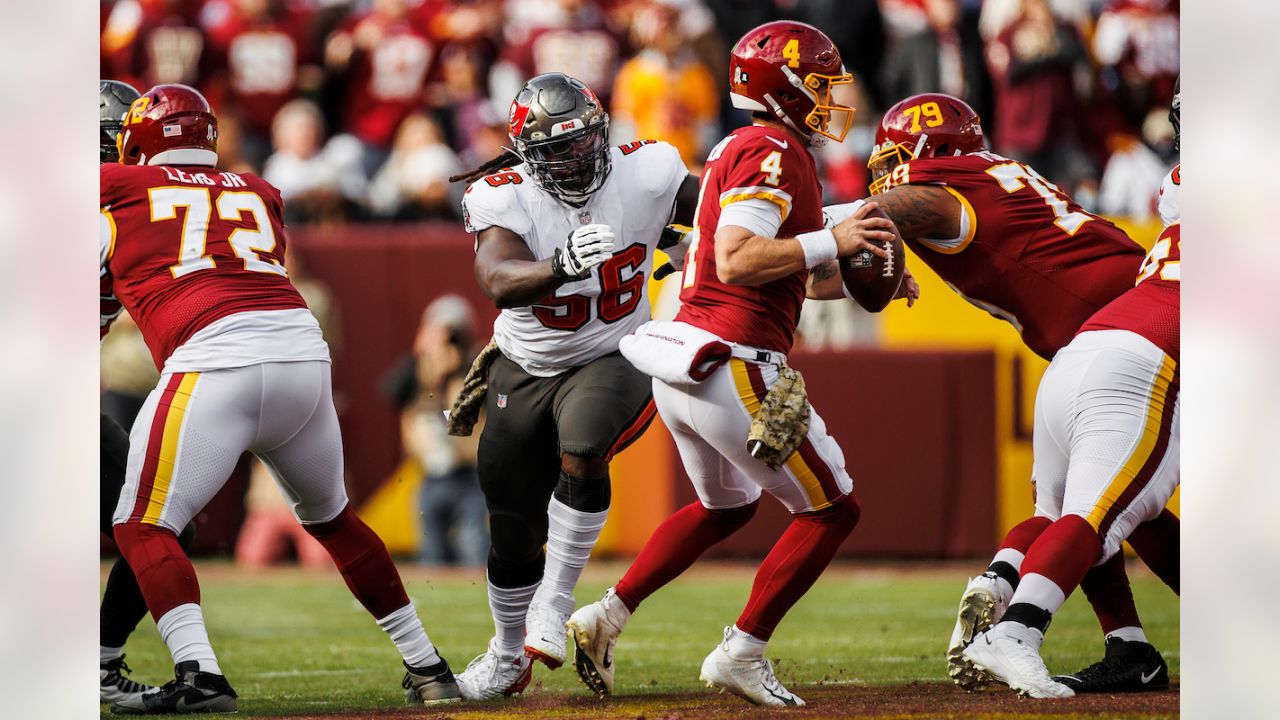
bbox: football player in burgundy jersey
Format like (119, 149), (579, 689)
(851, 92), (1179, 693)
(566, 22), (904, 707)
(99, 78), (193, 707)
(964, 222), (1180, 697)
(102, 84), (460, 713)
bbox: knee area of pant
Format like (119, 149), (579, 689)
(113, 522), (182, 567)
(699, 500), (759, 531)
(177, 522), (197, 550)
(560, 452), (608, 479)
(801, 493), (861, 530)
(302, 504), (357, 540)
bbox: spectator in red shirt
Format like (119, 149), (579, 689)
(986, 0), (1093, 193)
(201, 0), (321, 167)
(101, 0), (208, 92)
(489, 0), (625, 112)
(1093, 0), (1180, 133)
(325, 0), (436, 176)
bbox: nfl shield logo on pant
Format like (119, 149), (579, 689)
(497, 393), (508, 409)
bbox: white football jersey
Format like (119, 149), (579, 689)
(1157, 163), (1179, 226)
(463, 141), (689, 376)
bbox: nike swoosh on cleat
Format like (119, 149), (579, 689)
(766, 136), (788, 150)
(1140, 668), (1160, 684)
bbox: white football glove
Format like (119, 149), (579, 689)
(553, 223), (616, 279)
(822, 200), (867, 229)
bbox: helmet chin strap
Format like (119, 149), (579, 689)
(762, 92), (820, 146)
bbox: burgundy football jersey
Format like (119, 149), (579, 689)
(676, 124), (825, 354)
(204, 6), (315, 136)
(894, 151), (1146, 360)
(339, 13), (435, 148)
(1079, 222), (1180, 362)
(101, 163), (308, 368)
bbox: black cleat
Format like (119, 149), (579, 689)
(110, 661), (238, 714)
(403, 658), (463, 706)
(101, 655), (158, 705)
(1054, 637), (1170, 693)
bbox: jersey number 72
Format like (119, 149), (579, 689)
(147, 186), (288, 279)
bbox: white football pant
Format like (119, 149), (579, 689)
(1032, 329), (1180, 561)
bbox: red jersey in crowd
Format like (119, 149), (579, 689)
(202, 0), (317, 136)
(102, 0), (208, 92)
(677, 125), (825, 355)
(339, 9), (435, 148)
(1079, 221), (1180, 362)
(101, 162), (316, 369)
(501, 14), (622, 104)
(892, 150), (1147, 360)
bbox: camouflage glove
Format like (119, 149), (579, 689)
(653, 224), (694, 280)
(745, 364), (811, 470)
(446, 341), (502, 437)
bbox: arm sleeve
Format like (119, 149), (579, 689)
(461, 180), (531, 236)
(636, 141), (691, 221)
(718, 198), (783, 238)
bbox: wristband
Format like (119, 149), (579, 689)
(796, 228), (838, 268)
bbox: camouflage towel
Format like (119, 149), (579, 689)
(745, 364), (811, 471)
(446, 341), (501, 437)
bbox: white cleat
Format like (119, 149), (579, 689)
(699, 627), (805, 707)
(524, 597), (571, 669)
(947, 573), (1009, 691)
(963, 624), (1075, 699)
(455, 639), (533, 701)
(565, 588), (630, 697)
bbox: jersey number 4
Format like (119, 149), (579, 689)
(533, 243), (647, 331)
(150, 186), (286, 279)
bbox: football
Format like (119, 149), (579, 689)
(840, 205), (906, 313)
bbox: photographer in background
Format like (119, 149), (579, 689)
(384, 296), (489, 566)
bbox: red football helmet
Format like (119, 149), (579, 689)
(729, 21), (854, 144)
(867, 93), (984, 194)
(115, 84), (218, 166)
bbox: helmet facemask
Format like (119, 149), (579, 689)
(867, 135), (928, 195)
(101, 120), (124, 163)
(782, 67), (854, 144)
(515, 120), (611, 205)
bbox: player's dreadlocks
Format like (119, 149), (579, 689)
(449, 149), (521, 185)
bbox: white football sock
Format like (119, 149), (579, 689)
(1009, 573), (1068, 616)
(1107, 626), (1149, 644)
(377, 603), (442, 669)
(489, 579), (539, 658)
(991, 548), (1025, 571)
(725, 625), (768, 661)
(156, 603), (222, 675)
(530, 498), (608, 614)
(100, 646), (124, 665)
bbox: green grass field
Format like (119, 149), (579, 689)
(101, 560), (1178, 718)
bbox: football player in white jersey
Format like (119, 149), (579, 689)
(447, 72), (698, 699)
(1157, 78), (1179, 227)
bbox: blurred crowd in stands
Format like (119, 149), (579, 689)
(102, 0), (1179, 223)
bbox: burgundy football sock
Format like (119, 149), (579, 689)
(1128, 509), (1180, 594)
(1080, 552), (1142, 635)
(986, 515), (1053, 589)
(304, 505), (411, 618)
(113, 522), (201, 620)
(736, 493), (861, 641)
(1001, 515), (1102, 631)
(614, 500), (758, 612)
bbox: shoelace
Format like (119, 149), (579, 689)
(757, 659), (792, 698)
(1073, 655), (1143, 688)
